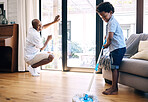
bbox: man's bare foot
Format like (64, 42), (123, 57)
(102, 88), (118, 95)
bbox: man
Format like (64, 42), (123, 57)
(24, 15), (60, 76)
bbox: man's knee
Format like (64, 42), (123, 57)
(48, 54), (54, 62)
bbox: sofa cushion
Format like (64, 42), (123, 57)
(140, 33), (148, 41)
(125, 33), (148, 57)
(125, 34), (141, 57)
(119, 58), (148, 78)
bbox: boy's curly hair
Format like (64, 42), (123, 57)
(96, 2), (114, 14)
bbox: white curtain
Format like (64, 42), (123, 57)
(17, 0), (39, 71)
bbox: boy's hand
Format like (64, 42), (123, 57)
(104, 36), (106, 40)
(103, 44), (108, 49)
(53, 15), (60, 23)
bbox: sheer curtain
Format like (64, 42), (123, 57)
(17, 0), (39, 71)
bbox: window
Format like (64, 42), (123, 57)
(40, 0), (145, 71)
(67, 0), (96, 68)
(41, 0), (62, 70)
(144, 0), (148, 33)
(104, 0), (136, 39)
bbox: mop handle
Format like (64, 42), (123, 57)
(87, 39), (106, 92)
(87, 48), (103, 92)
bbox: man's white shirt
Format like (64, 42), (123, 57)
(24, 28), (43, 62)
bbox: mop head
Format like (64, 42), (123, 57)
(72, 93), (98, 102)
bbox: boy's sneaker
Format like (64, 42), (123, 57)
(28, 65), (40, 77)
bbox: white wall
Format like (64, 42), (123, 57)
(7, 0), (17, 23)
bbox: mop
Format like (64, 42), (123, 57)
(72, 40), (106, 102)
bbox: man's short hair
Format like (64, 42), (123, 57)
(32, 19), (39, 29)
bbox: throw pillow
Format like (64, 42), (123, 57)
(138, 40), (148, 52)
(131, 50), (148, 60)
(131, 40), (148, 60)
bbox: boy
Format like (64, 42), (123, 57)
(96, 2), (126, 95)
(24, 15), (60, 76)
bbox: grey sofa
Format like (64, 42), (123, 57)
(102, 33), (148, 92)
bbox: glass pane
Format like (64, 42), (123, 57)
(104, 0), (136, 40)
(41, 0), (62, 70)
(144, 0), (148, 33)
(67, 0), (96, 68)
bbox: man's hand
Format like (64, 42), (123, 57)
(42, 15), (60, 30)
(53, 15), (60, 23)
(40, 35), (52, 51)
(47, 51), (53, 54)
(47, 35), (52, 41)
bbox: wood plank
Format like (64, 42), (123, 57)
(0, 71), (148, 102)
(0, 24), (18, 72)
(0, 24), (13, 37)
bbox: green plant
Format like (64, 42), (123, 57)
(70, 41), (83, 58)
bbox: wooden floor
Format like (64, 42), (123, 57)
(0, 71), (148, 102)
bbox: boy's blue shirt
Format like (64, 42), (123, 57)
(106, 15), (126, 52)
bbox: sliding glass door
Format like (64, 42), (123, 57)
(67, 0), (96, 68)
(40, 0), (145, 71)
(40, 0), (103, 71)
(41, 0), (62, 70)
